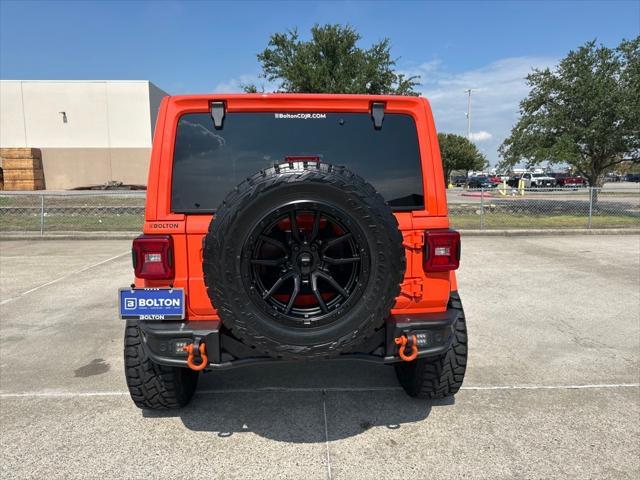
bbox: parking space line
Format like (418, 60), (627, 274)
(322, 390), (333, 480)
(0, 251), (129, 305)
(1, 383), (638, 398)
(462, 383), (640, 391)
(0, 391), (130, 398)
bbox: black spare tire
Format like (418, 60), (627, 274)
(203, 161), (405, 359)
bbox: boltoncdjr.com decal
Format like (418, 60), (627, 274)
(274, 113), (327, 120)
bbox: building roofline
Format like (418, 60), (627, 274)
(0, 79), (154, 84)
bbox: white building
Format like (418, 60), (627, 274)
(0, 80), (167, 189)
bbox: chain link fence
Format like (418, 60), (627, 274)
(0, 191), (145, 234)
(448, 186), (640, 229)
(0, 186), (638, 235)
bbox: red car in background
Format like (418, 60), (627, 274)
(550, 173), (586, 187)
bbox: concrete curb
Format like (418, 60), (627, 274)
(0, 232), (140, 240)
(1, 229), (638, 241)
(458, 228), (640, 237)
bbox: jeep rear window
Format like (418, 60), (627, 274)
(171, 112), (424, 212)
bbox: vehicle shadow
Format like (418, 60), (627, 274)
(142, 360), (455, 443)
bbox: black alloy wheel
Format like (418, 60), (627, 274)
(241, 203), (371, 328)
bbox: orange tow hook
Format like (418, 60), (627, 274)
(183, 341), (208, 371)
(394, 334), (419, 362)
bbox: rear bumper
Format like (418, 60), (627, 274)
(137, 306), (458, 370)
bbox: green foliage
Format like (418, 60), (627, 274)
(438, 133), (487, 182)
(245, 24), (420, 95)
(242, 84), (259, 93)
(499, 38), (640, 186)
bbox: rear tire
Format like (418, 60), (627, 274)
(124, 321), (199, 409)
(394, 292), (467, 398)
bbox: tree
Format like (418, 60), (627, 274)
(244, 24), (420, 95)
(499, 38), (640, 188)
(438, 133), (487, 183)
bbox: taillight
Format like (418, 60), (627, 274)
(132, 235), (174, 280)
(423, 230), (460, 272)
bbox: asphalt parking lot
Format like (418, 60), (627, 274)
(1, 236), (639, 479)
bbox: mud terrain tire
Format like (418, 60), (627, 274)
(124, 322), (199, 409)
(394, 292), (468, 398)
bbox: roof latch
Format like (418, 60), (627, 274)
(371, 102), (385, 130)
(210, 101), (225, 129)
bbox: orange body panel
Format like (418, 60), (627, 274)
(139, 94), (454, 321)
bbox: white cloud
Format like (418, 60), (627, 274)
(469, 131), (493, 141)
(213, 73), (262, 93)
(409, 56), (558, 165)
(215, 56), (557, 166)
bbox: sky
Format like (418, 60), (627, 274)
(1, 0), (638, 165)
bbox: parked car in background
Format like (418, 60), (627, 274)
(451, 175), (468, 187)
(468, 175), (497, 189)
(488, 175), (502, 185)
(520, 172), (557, 188)
(507, 175), (521, 188)
(624, 173), (640, 182)
(605, 173), (623, 183)
(550, 173), (586, 188)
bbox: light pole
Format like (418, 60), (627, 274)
(465, 89), (474, 139)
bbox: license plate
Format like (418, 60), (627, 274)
(119, 288), (185, 320)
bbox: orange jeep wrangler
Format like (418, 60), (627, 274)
(120, 94), (467, 409)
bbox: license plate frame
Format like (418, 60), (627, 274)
(118, 287), (185, 321)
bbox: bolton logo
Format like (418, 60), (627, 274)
(124, 298), (136, 310)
